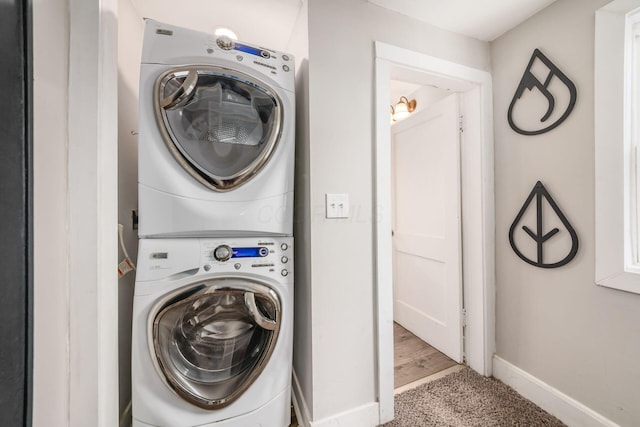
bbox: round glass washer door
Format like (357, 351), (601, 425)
(155, 66), (283, 192)
(150, 278), (281, 409)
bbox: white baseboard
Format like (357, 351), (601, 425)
(492, 356), (620, 427)
(310, 402), (379, 427)
(291, 369), (380, 427)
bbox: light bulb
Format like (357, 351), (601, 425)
(214, 27), (238, 40)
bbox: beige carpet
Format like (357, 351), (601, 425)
(384, 367), (566, 426)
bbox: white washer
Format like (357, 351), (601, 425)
(138, 20), (295, 238)
(132, 237), (293, 427)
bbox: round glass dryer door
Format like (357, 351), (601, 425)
(150, 278), (281, 409)
(155, 66), (283, 191)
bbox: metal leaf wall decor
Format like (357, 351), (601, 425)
(508, 49), (577, 135)
(509, 181), (578, 268)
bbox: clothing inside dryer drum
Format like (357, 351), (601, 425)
(155, 288), (277, 390)
(162, 74), (278, 179)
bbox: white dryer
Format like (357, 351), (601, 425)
(138, 20), (295, 237)
(132, 237), (293, 427)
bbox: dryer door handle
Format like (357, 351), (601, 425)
(160, 70), (198, 109)
(244, 292), (277, 331)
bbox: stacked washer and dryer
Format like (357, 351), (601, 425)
(131, 20), (295, 427)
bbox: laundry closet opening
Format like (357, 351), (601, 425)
(117, 0), (308, 427)
(389, 81), (464, 390)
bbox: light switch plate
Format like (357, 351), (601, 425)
(325, 193), (349, 219)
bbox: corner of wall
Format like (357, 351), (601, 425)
(288, 0), (315, 420)
(116, 0), (145, 421)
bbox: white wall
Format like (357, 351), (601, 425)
(32, 0), (70, 425)
(296, 0), (490, 422)
(117, 0), (144, 419)
(491, 0), (640, 425)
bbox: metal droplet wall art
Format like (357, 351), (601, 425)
(509, 181), (579, 268)
(508, 49), (577, 135)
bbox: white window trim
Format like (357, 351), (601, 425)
(595, 0), (640, 294)
(632, 21), (640, 266)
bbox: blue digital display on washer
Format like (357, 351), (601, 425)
(235, 43), (265, 57)
(231, 247), (269, 258)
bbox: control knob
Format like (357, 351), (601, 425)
(216, 36), (234, 50)
(213, 245), (232, 262)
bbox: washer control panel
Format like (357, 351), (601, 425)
(201, 237), (293, 280)
(212, 245), (270, 261)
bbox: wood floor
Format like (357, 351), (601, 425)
(394, 322), (458, 388)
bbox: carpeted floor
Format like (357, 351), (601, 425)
(384, 367), (566, 426)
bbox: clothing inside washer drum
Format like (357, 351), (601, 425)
(180, 82), (265, 146)
(162, 77), (279, 180)
(153, 285), (281, 407)
(158, 69), (284, 187)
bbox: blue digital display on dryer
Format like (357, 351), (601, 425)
(235, 43), (263, 56)
(231, 247), (269, 258)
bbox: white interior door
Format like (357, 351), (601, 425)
(392, 93), (463, 362)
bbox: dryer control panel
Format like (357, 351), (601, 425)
(141, 19), (295, 93)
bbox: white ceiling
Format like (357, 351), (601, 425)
(368, 0), (557, 41)
(130, 0), (557, 53)
(130, 0), (304, 51)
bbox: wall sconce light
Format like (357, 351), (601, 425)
(390, 96), (417, 122)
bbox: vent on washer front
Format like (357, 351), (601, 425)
(253, 61), (276, 70)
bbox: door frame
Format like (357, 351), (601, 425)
(374, 42), (495, 423)
(66, 0), (119, 425)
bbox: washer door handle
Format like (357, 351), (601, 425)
(160, 70), (198, 109)
(244, 292), (277, 331)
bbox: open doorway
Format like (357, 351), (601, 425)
(389, 82), (463, 391)
(374, 42), (495, 424)
(392, 322), (459, 391)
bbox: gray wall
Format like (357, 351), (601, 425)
(0, 0), (31, 424)
(491, 0), (640, 425)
